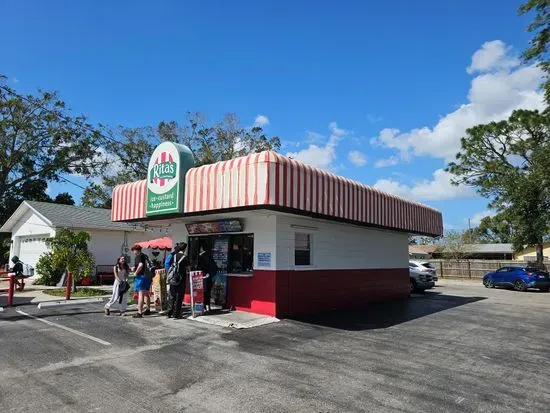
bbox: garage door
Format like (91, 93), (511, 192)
(18, 235), (50, 270)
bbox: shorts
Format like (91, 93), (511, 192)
(134, 275), (152, 292)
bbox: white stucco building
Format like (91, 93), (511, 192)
(0, 201), (165, 277)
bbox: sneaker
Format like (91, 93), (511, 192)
(132, 313), (143, 319)
(143, 309), (152, 316)
(104, 308), (110, 316)
(165, 313), (173, 318)
(119, 312), (125, 317)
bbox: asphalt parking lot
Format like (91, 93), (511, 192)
(1, 280), (549, 413)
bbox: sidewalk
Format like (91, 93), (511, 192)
(0, 284), (112, 307)
(188, 310), (279, 329)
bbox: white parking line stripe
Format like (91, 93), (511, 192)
(16, 310), (111, 346)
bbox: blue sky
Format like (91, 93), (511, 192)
(2, 0), (543, 231)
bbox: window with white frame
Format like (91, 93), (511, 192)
(295, 233), (311, 266)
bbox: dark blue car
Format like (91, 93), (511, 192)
(483, 266), (550, 292)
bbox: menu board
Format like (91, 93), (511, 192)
(211, 236), (229, 308)
(189, 270), (204, 317)
(186, 219), (242, 235)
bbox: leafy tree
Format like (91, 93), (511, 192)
(53, 192), (75, 205)
(473, 214), (514, 244)
(0, 78), (106, 223)
(448, 109), (550, 264)
(439, 230), (469, 260)
(45, 228), (95, 291)
(82, 183), (113, 209)
(519, 0), (550, 101)
(82, 113), (281, 207)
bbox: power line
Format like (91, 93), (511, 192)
(57, 175), (88, 191)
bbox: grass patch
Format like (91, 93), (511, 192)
(43, 288), (109, 297)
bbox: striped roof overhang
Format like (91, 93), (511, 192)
(111, 151), (443, 237)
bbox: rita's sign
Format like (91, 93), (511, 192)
(146, 142), (194, 216)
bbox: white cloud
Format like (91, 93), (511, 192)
(466, 40), (520, 74)
(371, 40), (545, 162)
(306, 130), (325, 144)
(469, 209), (497, 226)
(374, 156), (399, 168)
(348, 150), (367, 167)
(71, 146), (122, 184)
(286, 122), (347, 170)
(373, 169), (476, 201)
(253, 115), (270, 127)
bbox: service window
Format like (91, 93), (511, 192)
(295, 233), (311, 266)
(228, 234), (254, 273)
(188, 234), (254, 274)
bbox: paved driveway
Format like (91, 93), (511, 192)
(1, 281), (549, 412)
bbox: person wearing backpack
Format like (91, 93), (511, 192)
(131, 244), (153, 318)
(198, 243), (218, 313)
(164, 243), (179, 272)
(166, 242), (188, 319)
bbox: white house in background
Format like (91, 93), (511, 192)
(0, 201), (166, 277)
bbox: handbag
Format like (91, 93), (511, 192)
(119, 280), (130, 294)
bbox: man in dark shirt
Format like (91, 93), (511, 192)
(166, 242), (188, 319)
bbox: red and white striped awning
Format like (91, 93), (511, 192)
(111, 180), (147, 222)
(111, 151), (443, 236)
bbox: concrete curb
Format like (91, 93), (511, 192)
(37, 298), (104, 309)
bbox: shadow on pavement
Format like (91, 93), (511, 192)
(0, 296), (34, 307)
(290, 292), (487, 331)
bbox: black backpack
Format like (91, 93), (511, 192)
(142, 254), (154, 279)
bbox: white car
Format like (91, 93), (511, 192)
(409, 266), (435, 293)
(409, 260), (438, 282)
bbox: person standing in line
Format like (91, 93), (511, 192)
(104, 256), (130, 316)
(198, 243), (216, 313)
(164, 244), (178, 273)
(166, 242), (188, 319)
(131, 244), (152, 318)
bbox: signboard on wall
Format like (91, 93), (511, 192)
(146, 142), (194, 217)
(186, 219), (243, 235)
(257, 252), (271, 268)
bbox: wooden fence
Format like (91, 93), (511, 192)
(426, 259), (550, 279)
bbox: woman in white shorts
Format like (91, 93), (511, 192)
(104, 256), (130, 316)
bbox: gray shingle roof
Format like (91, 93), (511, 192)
(26, 201), (144, 232)
(462, 243), (514, 254)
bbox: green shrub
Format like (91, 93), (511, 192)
(43, 287), (107, 297)
(35, 252), (64, 286)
